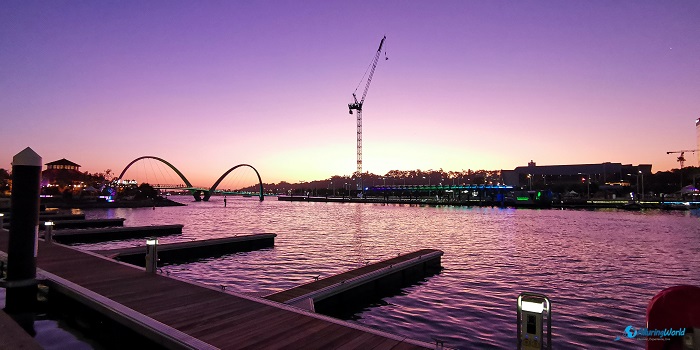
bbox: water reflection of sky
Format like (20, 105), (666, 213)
(79, 196), (700, 349)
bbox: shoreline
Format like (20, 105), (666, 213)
(277, 195), (700, 210)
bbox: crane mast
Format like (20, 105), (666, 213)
(666, 149), (699, 169)
(348, 36), (386, 189)
(666, 149), (699, 188)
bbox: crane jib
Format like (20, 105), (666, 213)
(378, 36), (386, 52)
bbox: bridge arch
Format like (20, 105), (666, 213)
(116, 156), (207, 200)
(206, 164), (264, 201)
(117, 156), (194, 187)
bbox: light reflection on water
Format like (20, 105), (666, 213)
(80, 196), (700, 349)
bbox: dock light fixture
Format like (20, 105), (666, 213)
(0, 213), (4, 227)
(145, 237), (158, 273)
(45, 221), (54, 244)
(517, 292), (551, 350)
(521, 300), (544, 314)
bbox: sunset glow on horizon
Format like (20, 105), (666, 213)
(2, 1), (699, 187)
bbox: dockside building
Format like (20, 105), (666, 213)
(502, 161), (652, 189)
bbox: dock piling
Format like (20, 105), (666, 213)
(5, 147), (41, 331)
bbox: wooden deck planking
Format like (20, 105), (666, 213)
(153, 298), (263, 328)
(325, 330), (381, 350)
(0, 232), (432, 349)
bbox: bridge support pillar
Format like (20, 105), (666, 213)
(202, 191), (211, 201)
(192, 191), (202, 202)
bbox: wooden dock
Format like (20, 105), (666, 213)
(40, 218), (126, 229)
(45, 224), (183, 244)
(2, 213), (86, 228)
(265, 249), (443, 310)
(94, 234), (277, 265)
(0, 231), (434, 349)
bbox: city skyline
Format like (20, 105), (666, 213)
(2, 1), (699, 186)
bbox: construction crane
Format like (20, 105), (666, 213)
(348, 35), (387, 189)
(666, 149), (699, 169)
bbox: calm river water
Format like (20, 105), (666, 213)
(78, 196), (700, 349)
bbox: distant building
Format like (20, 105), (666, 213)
(45, 158), (81, 171)
(502, 161), (652, 188)
(42, 158), (83, 189)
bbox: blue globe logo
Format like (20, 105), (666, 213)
(625, 326), (638, 338)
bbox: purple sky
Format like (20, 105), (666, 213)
(2, 1), (699, 186)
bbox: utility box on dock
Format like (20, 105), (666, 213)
(517, 292), (551, 350)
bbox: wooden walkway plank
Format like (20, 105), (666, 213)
(231, 315), (326, 349)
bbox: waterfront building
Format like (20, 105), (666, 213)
(42, 159), (82, 187)
(41, 158), (95, 198)
(45, 158), (81, 171)
(502, 161), (652, 195)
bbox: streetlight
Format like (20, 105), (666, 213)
(638, 170), (644, 201)
(626, 173), (639, 202)
(578, 173), (590, 199)
(423, 176), (430, 197)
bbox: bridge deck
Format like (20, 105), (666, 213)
(0, 231), (432, 349)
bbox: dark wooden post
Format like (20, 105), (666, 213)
(4, 147), (42, 331)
